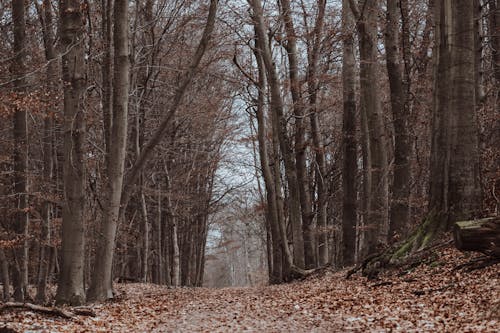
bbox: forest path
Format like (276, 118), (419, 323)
(1, 248), (498, 332)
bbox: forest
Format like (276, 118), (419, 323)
(0, 0), (499, 331)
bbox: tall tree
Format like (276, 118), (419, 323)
(385, 0), (411, 240)
(350, 0), (390, 256)
(88, 0), (130, 301)
(305, 0), (328, 266)
(279, 0), (315, 268)
(35, 0), (58, 303)
(341, 0), (358, 266)
(249, 0), (306, 270)
(428, 0), (481, 226)
(56, 0), (87, 305)
(11, 0), (29, 302)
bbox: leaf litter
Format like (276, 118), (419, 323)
(1, 246), (498, 332)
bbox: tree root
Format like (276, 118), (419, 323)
(345, 212), (450, 280)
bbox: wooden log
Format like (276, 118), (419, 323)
(0, 302), (96, 319)
(453, 217), (500, 257)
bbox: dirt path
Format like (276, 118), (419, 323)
(1, 248), (499, 332)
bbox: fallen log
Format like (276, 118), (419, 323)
(0, 302), (74, 318)
(0, 302), (96, 319)
(453, 217), (500, 257)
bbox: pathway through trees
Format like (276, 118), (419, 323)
(1, 247), (498, 332)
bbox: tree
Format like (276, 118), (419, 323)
(87, 0), (130, 301)
(56, 0), (87, 305)
(341, 0), (358, 266)
(11, 0), (29, 302)
(248, 0), (306, 271)
(35, 0), (58, 303)
(349, 0), (390, 256)
(385, 0), (411, 241)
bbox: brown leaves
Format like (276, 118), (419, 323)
(1, 247), (498, 332)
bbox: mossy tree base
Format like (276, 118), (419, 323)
(351, 213), (499, 279)
(350, 212), (448, 279)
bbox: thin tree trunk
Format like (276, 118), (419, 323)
(306, 0), (328, 266)
(253, 36), (284, 283)
(36, 0), (57, 303)
(165, 168), (180, 287)
(249, 0), (305, 270)
(341, 0), (358, 267)
(140, 189), (149, 282)
(0, 249), (10, 301)
(56, 0), (87, 306)
(279, 0), (315, 269)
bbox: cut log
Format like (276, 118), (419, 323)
(453, 217), (500, 257)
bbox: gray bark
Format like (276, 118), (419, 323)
(87, 0), (130, 301)
(11, 0), (29, 303)
(350, 0), (390, 256)
(249, 0), (305, 269)
(279, 0), (315, 269)
(56, 0), (87, 306)
(36, 0), (57, 303)
(385, 0), (411, 241)
(341, 0), (358, 267)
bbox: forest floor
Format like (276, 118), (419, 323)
(1, 246), (498, 332)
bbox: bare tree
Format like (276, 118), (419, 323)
(341, 0), (358, 266)
(56, 0), (87, 306)
(11, 0), (29, 303)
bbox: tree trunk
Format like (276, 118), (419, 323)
(36, 0), (57, 303)
(11, 0), (29, 303)
(249, 0), (305, 270)
(56, 0), (87, 306)
(386, 0), (411, 241)
(341, 0), (358, 267)
(87, 0), (130, 301)
(253, 37), (284, 282)
(0, 249), (10, 301)
(306, 0), (328, 266)
(279, 0), (315, 269)
(351, 0), (390, 256)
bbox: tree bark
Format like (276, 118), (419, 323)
(306, 0), (328, 266)
(0, 249), (10, 301)
(253, 36), (283, 282)
(279, 0), (315, 269)
(87, 0), (130, 301)
(350, 0), (390, 256)
(56, 0), (87, 306)
(249, 0), (305, 269)
(385, 0), (411, 241)
(341, 0), (358, 267)
(11, 0), (29, 303)
(36, 0), (57, 303)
